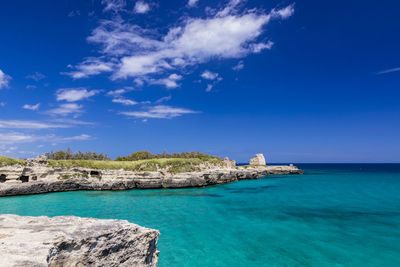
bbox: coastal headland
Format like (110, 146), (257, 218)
(0, 153), (303, 197)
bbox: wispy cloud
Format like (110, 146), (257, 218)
(0, 120), (70, 129)
(26, 85), (37, 89)
(376, 67), (400, 75)
(0, 69), (11, 89)
(56, 88), (99, 102)
(120, 105), (199, 119)
(187, 0), (199, 8)
(26, 72), (46, 81)
(46, 103), (84, 116)
(101, 0), (126, 13)
(112, 97), (138, 106)
(155, 95), (172, 104)
(65, 0), (294, 89)
(22, 103), (40, 111)
(0, 131), (92, 145)
(232, 60), (244, 71)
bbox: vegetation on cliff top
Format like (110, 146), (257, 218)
(46, 148), (110, 161)
(48, 158), (222, 173)
(0, 156), (25, 167)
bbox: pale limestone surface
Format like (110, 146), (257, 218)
(0, 155), (302, 197)
(0, 214), (159, 267)
(249, 153), (266, 166)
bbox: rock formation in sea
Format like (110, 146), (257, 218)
(0, 154), (303, 197)
(0, 214), (159, 267)
(249, 153), (266, 165)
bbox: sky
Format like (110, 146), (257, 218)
(0, 0), (399, 163)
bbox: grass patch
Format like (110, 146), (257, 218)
(49, 158), (222, 173)
(0, 156), (26, 167)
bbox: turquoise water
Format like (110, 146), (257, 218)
(1, 164), (400, 266)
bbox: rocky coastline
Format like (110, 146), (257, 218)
(0, 214), (159, 267)
(0, 154), (303, 197)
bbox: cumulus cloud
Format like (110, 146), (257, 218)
(56, 88), (99, 102)
(26, 72), (46, 81)
(46, 103), (84, 116)
(65, 1), (294, 89)
(0, 69), (11, 89)
(149, 74), (182, 88)
(201, 70), (219, 80)
(134, 1), (150, 14)
(22, 103), (40, 111)
(120, 105), (198, 119)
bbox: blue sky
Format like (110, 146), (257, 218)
(0, 0), (399, 162)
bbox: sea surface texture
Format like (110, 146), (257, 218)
(1, 164), (399, 266)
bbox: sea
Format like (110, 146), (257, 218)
(1, 164), (399, 266)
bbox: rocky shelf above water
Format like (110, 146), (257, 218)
(0, 154), (304, 197)
(0, 214), (159, 267)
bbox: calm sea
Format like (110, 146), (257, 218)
(1, 164), (400, 266)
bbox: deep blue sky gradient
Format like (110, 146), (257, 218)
(0, 0), (399, 162)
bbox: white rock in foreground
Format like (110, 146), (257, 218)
(0, 214), (159, 267)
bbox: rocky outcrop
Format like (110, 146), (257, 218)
(0, 155), (303, 197)
(0, 214), (159, 267)
(249, 153), (266, 166)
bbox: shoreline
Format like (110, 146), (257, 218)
(0, 164), (303, 197)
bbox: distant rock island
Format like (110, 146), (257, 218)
(0, 153), (303, 197)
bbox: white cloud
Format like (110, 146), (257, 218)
(112, 97), (138, 106)
(0, 120), (69, 129)
(188, 0), (199, 7)
(250, 41), (274, 53)
(155, 95), (172, 104)
(22, 103), (40, 111)
(26, 72), (46, 81)
(0, 69), (11, 89)
(101, 0), (126, 12)
(134, 1), (150, 14)
(63, 57), (114, 79)
(201, 70), (219, 80)
(0, 132), (92, 145)
(61, 134), (92, 141)
(121, 105), (198, 119)
(66, 2), (294, 88)
(376, 67), (400, 75)
(56, 88), (99, 102)
(149, 74), (182, 88)
(205, 84), (213, 92)
(232, 60), (244, 71)
(0, 102), (6, 107)
(46, 103), (84, 116)
(26, 85), (37, 89)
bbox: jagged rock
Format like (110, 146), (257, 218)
(26, 155), (48, 167)
(249, 153), (266, 166)
(0, 214), (159, 267)
(0, 161), (303, 197)
(223, 157), (236, 168)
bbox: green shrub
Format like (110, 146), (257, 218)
(0, 155), (26, 167)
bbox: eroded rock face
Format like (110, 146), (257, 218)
(0, 214), (159, 267)
(249, 153), (266, 166)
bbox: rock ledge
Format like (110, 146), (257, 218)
(0, 214), (159, 267)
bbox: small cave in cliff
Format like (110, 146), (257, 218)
(19, 175), (29, 183)
(90, 171), (101, 176)
(0, 174), (6, 183)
